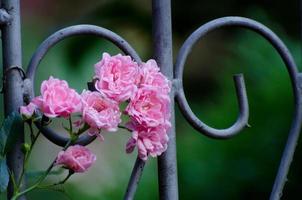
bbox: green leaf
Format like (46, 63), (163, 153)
(0, 117), (12, 155)
(4, 112), (23, 155)
(0, 157), (9, 192)
(0, 131), (5, 156)
(0, 112), (23, 156)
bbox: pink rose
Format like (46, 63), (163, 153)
(125, 121), (170, 161)
(125, 86), (171, 128)
(32, 76), (82, 118)
(94, 53), (140, 102)
(139, 59), (171, 94)
(20, 103), (36, 118)
(81, 90), (121, 135)
(55, 145), (96, 173)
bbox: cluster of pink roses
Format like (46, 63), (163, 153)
(20, 52), (171, 172)
(95, 53), (171, 161)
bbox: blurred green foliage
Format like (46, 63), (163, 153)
(1, 1), (302, 200)
(178, 13), (301, 200)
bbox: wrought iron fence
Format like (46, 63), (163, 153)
(1, 0), (301, 199)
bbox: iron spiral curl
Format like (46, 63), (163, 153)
(174, 16), (302, 200)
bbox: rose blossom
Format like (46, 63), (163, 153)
(139, 59), (171, 94)
(55, 145), (96, 173)
(125, 121), (170, 161)
(81, 90), (121, 135)
(31, 76), (82, 118)
(20, 103), (37, 118)
(94, 53), (140, 102)
(125, 86), (171, 128)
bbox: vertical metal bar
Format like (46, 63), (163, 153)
(152, 0), (179, 199)
(123, 157), (145, 200)
(1, 0), (25, 199)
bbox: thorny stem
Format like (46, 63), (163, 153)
(8, 169), (18, 194)
(11, 139), (73, 200)
(26, 130), (41, 165)
(76, 123), (90, 135)
(29, 122), (35, 143)
(38, 170), (74, 189)
(68, 116), (73, 135)
(57, 170), (74, 185)
(17, 122), (41, 189)
(17, 150), (28, 191)
(118, 125), (132, 132)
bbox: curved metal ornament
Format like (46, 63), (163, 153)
(25, 24), (142, 147)
(14, 8), (301, 200)
(174, 17), (302, 200)
(23, 24), (146, 200)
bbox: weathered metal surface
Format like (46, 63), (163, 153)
(152, 0), (179, 199)
(1, 0), (25, 199)
(1, 1), (301, 200)
(174, 17), (302, 200)
(26, 25), (141, 147)
(0, 8), (11, 25)
(124, 157), (145, 200)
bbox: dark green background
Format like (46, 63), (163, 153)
(1, 0), (302, 199)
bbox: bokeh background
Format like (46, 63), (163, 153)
(1, 0), (302, 199)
